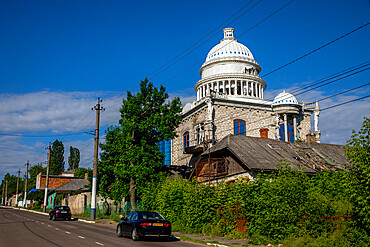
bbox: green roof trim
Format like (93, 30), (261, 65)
(312, 148), (338, 168)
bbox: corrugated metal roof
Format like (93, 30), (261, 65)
(54, 179), (89, 192)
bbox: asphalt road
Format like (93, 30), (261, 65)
(0, 206), (202, 247)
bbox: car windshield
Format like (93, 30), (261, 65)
(140, 212), (164, 220)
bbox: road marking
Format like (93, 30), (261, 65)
(78, 236), (85, 239)
(48, 225), (52, 227)
(95, 242), (104, 246)
(41, 222), (44, 224)
(55, 228), (59, 230)
(65, 231), (71, 234)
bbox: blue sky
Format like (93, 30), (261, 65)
(0, 0), (369, 181)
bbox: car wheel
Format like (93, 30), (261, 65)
(131, 228), (139, 241)
(117, 225), (123, 237)
(52, 215), (56, 221)
(49, 214), (52, 220)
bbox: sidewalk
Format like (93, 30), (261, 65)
(173, 232), (278, 247)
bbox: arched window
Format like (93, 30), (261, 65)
(279, 124), (294, 143)
(183, 132), (189, 150)
(234, 119), (246, 136)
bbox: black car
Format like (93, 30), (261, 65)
(49, 206), (72, 221)
(117, 211), (171, 241)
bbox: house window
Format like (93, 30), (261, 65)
(183, 132), (189, 150)
(234, 119), (246, 135)
(259, 128), (268, 138)
(279, 124), (294, 143)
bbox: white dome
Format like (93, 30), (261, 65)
(273, 91), (298, 105)
(205, 28), (254, 62)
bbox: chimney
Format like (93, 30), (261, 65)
(84, 173), (88, 180)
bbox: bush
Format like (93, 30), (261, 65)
(140, 163), (365, 243)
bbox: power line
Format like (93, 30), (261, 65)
(159, 0), (297, 85)
(148, 0), (263, 80)
(294, 67), (370, 97)
(103, 0), (295, 108)
(318, 82), (370, 102)
(265, 61), (370, 102)
(321, 94), (370, 111)
(103, 0), (264, 107)
(0, 132), (86, 138)
(261, 22), (370, 77)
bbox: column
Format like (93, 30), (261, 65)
(261, 85), (264, 99)
(251, 82), (255, 97)
(197, 88), (199, 101)
(217, 81), (220, 93)
(259, 84), (262, 98)
(233, 81), (236, 96)
(293, 115), (297, 142)
(284, 114), (288, 142)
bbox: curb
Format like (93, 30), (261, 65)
(207, 244), (229, 247)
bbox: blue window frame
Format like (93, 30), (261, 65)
(279, 124), (294, 143)
(234, 119), (246, 136)
(183, 132), (189, 150)
(157, 140), (171, 165)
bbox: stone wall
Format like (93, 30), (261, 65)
(213, 104), (277, 142)
(172, 100), (313, 167)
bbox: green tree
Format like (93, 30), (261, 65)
(68, 146), (80, 170)
(99, 78), (182, 210)
(345, 116), (370, 234)
(1, 173), (20, 202)
(28, 163), (46, 190)
(50, 140), (65, 175)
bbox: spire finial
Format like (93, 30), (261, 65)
(223, 28), (235, 40)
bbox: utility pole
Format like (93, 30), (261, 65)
(5, 180), (8, 206)
(15, 169), (20, 207)
(1, 181), (4, 205)
(43, 144), (51, 212)
(91, 98), (104, 220)
(24, 161), (29, 208)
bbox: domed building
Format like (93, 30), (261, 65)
(171, 28), (321, 168)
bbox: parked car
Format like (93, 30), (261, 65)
(116, 211), (171, 241)
(49, 206), (72, 221)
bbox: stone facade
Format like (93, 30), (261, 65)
(172, 96), (314, 167)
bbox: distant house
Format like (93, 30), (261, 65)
(36, 171), (89, 208)
(36, 171), (88, 190)
(190, 135), (350, 183)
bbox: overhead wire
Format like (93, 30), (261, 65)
(103, 0), (265, 108)
(318, 82), (370, 102)
(321, 94), (370, 111)
(148, 0), (263, 80)
(261, 22), (370, 78)
(264, 61), (370, 102)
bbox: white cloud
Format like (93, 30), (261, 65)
(0, 91), (122, 133)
